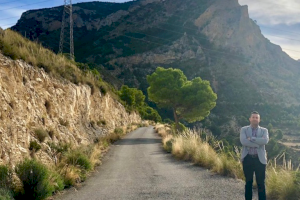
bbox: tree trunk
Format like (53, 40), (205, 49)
(173, 108), (179, 134)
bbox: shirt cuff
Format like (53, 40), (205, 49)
(251, 137), (256, 142)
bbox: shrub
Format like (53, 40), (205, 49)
(34, 128), (48, 143)
(15, 159), (54, 200)
(49, 170), (64, 192)
(0, 165), (12, 189)
(65, 151), (92, 171)
(0, 188), (14, 200)
(29, 141), (41, 152)
(172, 122), (187, 133)
(47, 142), (71, 155)
(58, 165), (81, 187)
(165, 139), (173, 153)
(266, 168), (300, 200)
(114, 128), (124, 135)
(99, 85), (107, 95)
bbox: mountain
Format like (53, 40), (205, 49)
(11, 0), (300, 135)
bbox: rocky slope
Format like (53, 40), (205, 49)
(0, 52), (141, 167)
(10, 0), (300, 131)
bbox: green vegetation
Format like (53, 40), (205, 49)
(147, 67), (217, 131)
(0, 123), (139, 200)
(65, 151), (92, 171)
(0, 188), (14, 200)
(34, 128), (48, 143)
(29, 141), (41, 152)
(0, 165), (12, 189)
(118, 85), (162, 122)
(15, 159), (55, 200)
(114, 128), (124, 135)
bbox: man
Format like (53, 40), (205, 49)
(240, 111), (269, 200)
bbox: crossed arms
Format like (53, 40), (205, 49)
(240, 127), (269, 148)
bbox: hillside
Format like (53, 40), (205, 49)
(0, 29), (141, 167)
(10, 0), (300, 137)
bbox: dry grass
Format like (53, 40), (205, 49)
(157, 124), (300, 199)
(155, 123), (171, 138)
(266, 168), (300, 200)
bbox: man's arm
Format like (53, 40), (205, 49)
(240, 127), (260, 148)
(250, 129), (269, 145)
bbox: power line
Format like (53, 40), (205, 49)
(0, 0), (51, 12)
(259, 25), (300, 36)
(0, 0), (23, 5)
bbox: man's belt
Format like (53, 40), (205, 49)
(248, 154), (258, 158)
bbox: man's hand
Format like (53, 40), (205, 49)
(247, 137), (251, 141)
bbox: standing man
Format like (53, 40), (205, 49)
(240, 111), (269, 200)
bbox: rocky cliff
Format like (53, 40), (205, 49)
(0, 52), (141, 167)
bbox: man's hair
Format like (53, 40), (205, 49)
(251, 111), (260, 116)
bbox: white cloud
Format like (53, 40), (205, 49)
(239, 0), (300, 25)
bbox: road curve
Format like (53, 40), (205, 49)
(55, 126), (257, 200)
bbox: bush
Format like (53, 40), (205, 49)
(99, 85), (107, 95)
(114, 128), (124, 135)
(101, 133), (120, 144)
(47, 142), (71, 155)
(65, 151), (92, 171)
(0, 165), (12, 189)
(138, 106), (162, 122)
(29, 141), (41, 152)
(0, 188), (14, 200)
(49, 170), (64, 192)
(15, 159), (54, 200)
(165, 139), (174, 153)
(266, 168), (300, 200)
(59, 165), (81, 187)
(172, 122), (187, 133)
(34, 128), (48, 143)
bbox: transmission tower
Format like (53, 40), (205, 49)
(59, 0), (74, 60)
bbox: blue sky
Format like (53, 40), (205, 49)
(0, 0), (299, 60)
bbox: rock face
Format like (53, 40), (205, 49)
(0, 52), (141, 167)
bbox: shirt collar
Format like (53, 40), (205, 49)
(250, 125), (259, 130)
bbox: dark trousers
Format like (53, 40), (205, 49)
(242, 154), (266, 200)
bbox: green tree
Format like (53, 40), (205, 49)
(276, 129), (284, 140)
(147, 67), (217, 131)
(119, 85), (145, 108)
(118, 85), (161, 122)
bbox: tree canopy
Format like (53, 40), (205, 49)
(147, 67), (217, 129)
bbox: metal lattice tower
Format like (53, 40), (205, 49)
(59, 0), (74, 60)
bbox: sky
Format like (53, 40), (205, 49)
(0, 0), (299, 60)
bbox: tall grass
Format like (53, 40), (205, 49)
(158, 124), (300, 200)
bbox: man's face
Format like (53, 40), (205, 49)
(249, 114), (260, 126)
